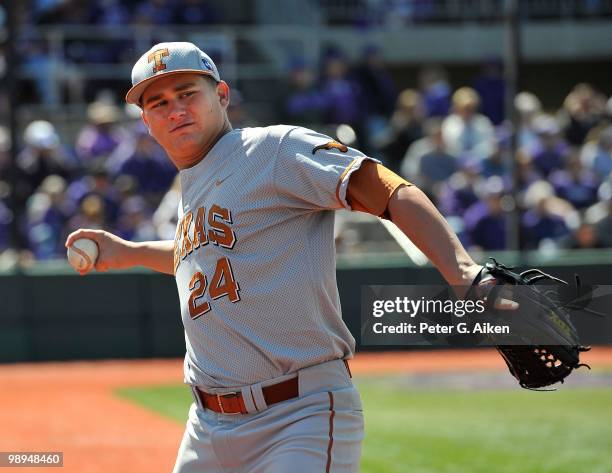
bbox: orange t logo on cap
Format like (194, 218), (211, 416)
(148, 48), (170, 73)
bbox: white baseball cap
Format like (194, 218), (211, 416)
(125, 42), (221, 106)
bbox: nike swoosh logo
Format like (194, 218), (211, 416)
(215, 173), (234, 186)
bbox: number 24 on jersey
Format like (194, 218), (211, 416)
(188, 256), (240, 319)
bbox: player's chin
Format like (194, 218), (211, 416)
(173, 133), (205, 151)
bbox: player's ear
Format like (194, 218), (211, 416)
(217, 81), (230, 108)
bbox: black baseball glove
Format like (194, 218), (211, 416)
(469, 258), (594, 390)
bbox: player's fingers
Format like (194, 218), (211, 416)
(65, 229), (105, 248)
(494, 297), (520, 311)
(492, 287), (519, 311)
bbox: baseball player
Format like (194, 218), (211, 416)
(66, 42), (484, 472)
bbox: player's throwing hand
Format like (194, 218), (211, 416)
(65, 229), (135, 274)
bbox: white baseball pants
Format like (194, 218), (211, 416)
(172, 359), (364, 473)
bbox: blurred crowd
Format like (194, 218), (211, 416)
(4, 0), (227, 107)
(1, 41), (612, 264)
(281, 47), (612, 252)
(0, 101), (177, 263)
(17, 0), (222, 27)
(323, 0), (612, 27)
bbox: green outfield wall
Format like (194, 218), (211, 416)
(2, 250), (612, 362)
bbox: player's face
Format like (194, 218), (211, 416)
(140, 73), (230, 169)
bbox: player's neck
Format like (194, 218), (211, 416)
(201, 120), (233, 159)
(174, 121), (233, 170)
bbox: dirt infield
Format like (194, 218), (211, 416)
(1, 348), (611, 473)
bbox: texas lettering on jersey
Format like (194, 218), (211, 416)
(174, 204), (240, 319)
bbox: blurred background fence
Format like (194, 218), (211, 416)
(2, 251), (612, 363)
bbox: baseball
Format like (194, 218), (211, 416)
(67, 238), (99, 272)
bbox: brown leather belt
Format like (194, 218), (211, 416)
(196, 376), (299, 415)
(195, 360), (352, 415)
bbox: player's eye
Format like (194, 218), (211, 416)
(180, 91), (197, 99)
(151, 100), (166, 109)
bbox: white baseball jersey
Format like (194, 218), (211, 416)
(173, 125), (375, 388)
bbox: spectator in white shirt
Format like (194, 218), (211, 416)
(442, 87), (496, 162)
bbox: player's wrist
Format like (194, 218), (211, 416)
(121, 240), (175, 274)
(463, 263), (484, 286)
(107, 239), (140, 269)
(448, 261), (482, 287)
(448, 263), (483, 299)
(124, 240), (148, 262)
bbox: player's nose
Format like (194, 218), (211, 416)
(167, 100), (187, 121)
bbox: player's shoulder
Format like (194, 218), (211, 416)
(240, 124), (328, 143)
(238, 124), (299, 142)
(237, 125), (332, 159)
(230, 125), (289, 149)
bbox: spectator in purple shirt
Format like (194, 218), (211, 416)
(480, 143), (507, 178)
(550, 152), (599, 209)
(528, 115), (570, 177)
(115, 195), (157, 242)
(515, 149), (543, 193)
(282, 58), (326, 126)
(352, 45), (398, 154)
(114, 128), (176, 196)
(437, 162), (482, 218)
(472, 58), (505, 126)
(320, 47), (361, 127)
(419, 66), (451, 118)
(352, 44), (397, 122)
(463, 176), (507, 250)
(520, 181), (570, 249)
(76, 101), (125, 163)
(65, 162), (120, 228)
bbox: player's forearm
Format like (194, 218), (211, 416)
(127, 240), (175, 275)
(387, 185), (481, 286)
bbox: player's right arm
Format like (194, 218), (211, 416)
(65, 229), (175, 275)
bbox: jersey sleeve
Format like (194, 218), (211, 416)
(273, 126), (379, 210)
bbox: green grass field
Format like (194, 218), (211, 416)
(117, 376), (612, 473)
